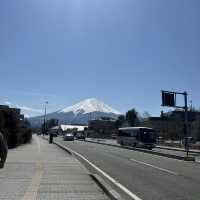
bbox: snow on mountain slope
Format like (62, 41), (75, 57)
(59, 98), (121, 115)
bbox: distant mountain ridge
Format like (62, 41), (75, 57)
(29, 98), (121, 127)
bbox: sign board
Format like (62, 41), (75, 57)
(161, 90), (190, 156)
(162, 91), (175, 107)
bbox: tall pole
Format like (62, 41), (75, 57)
(190, 100), (193, 110)
(184, 92), (189, 157)
(43, 101), (48, 135)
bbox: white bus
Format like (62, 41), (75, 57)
(117, 127), (157, 150)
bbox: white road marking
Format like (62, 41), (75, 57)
(130, 158), (178, 175)
(55, 141), (143, 200)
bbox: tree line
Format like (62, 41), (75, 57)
(115, 108), (139, 128)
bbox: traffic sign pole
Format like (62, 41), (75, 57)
(161, 90), (190, 157)
(184, 92), (189, 157)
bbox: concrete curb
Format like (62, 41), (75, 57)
(84, 140), (195, 162)
(156, 145), (200, 154)
(91, 174), (122, 200)
(53, 140), (73, 155)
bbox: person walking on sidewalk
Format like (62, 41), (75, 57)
(49, 132), (54, 144)
(0, 132), (8, 169)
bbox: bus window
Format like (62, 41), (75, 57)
(130, 130), (137, 137)
(118, 130), (123, 137)
(124, 130), (131, 137)
(118, 130), (132, 137)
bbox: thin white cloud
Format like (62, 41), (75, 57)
(4, 101), (12, 106)
(5, 90), (57, 98)
(16, 105), (43, 113)
(3, 101), (43, 116)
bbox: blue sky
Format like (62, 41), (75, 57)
(0, 0), (199, 117)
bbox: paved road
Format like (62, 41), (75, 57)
(0, 135), (109, 200)
(56, 138), (200, 200)
(86, 138), (200, 160)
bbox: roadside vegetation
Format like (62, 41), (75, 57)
(0, 106), (32, 148)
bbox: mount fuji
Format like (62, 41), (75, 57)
(29, 98), (121, 127)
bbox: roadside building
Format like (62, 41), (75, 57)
(0, 105), (9, 110)
(141, 116), (183, 140)
(88, 118), (117, 138)
(140, 110), (200, 141)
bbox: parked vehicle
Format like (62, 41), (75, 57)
(111, 134), (117, 139)
(117, 127), (157, 150)
(63, 133), (74, 141)
(76, 132), (85, 140)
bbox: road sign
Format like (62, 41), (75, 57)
(162, 91), (175, 107)
(161, 90), (189, 157)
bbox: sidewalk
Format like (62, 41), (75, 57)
(0, 135), (109, 200)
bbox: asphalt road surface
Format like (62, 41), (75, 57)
(56, 137), (200, 200)
(85, 138), (200, 162)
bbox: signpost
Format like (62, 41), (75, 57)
(161, 90), (189, 157)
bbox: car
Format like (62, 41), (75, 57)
(76, 132), (85, 140)
(63, 133), (74, 141)
(111, 134), (117, 139)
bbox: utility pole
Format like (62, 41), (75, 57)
(184, 92), (189, 157)
(43, 101), (48, 135)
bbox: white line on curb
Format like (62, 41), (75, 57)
(130, 158), (178, 175)
(55, 141), (142, 200)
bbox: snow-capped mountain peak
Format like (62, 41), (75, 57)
(59, 98), (121, 115)
(29, 98), (121, 127)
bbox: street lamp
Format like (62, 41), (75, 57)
(43, 101), (48, 135)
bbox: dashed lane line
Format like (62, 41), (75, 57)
(130, 158), (178, 175)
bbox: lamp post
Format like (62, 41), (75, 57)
(43, 101), (48, 135)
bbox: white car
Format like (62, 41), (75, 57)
(63, 133), (74, 141)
